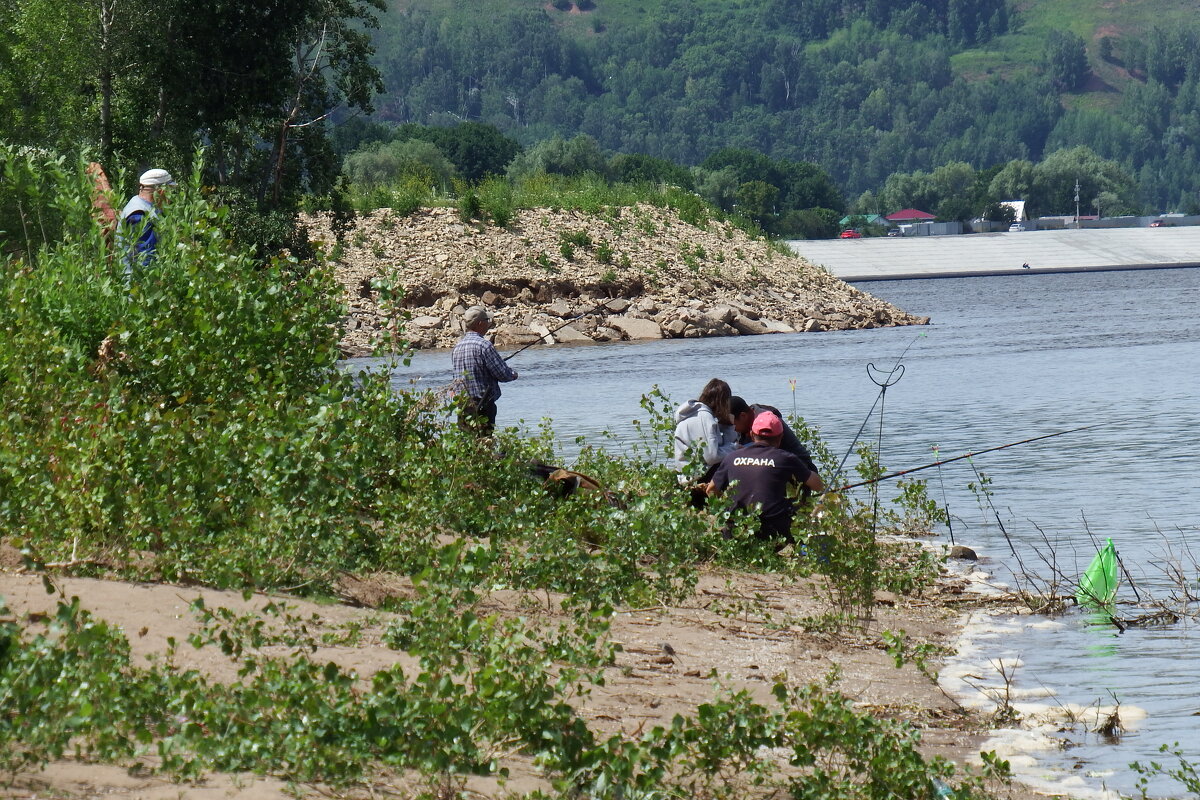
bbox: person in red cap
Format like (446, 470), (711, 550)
(708, 410), (823, 544)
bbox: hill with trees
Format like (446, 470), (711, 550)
(362, 0), (1200, 216)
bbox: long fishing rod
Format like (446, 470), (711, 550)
(502, 299), (616, 362)
(931, 444), (956, 546)
(966, 454), (1025, 571)
(826, 419), (1117, 494)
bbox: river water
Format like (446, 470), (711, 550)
(357, 266), (1200, 796)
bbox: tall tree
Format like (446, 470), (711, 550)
(1043, 30), (1089, 92)
(1, 0), (383, 206)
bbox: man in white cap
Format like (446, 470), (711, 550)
(451, 305), (518, 434)
(119, 168), (175, 277)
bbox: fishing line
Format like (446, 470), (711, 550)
(932, 444), (956, 546)
(967, 456), (1029, 576)
(828, 419), (1123, 493)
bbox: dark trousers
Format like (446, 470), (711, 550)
(458, 396), (498, 435)
(721, 508), (794, 546)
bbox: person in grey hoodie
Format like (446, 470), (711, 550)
(673, 378), (738, 478)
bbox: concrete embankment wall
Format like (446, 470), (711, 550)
(786, 227), (1200, 282)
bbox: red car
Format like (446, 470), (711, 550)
(1150, 219), (1164, 227)
(839, 229), (862, 239)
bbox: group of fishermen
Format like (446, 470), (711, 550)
(673, 378), (824, 544)
(451, 305), (825, 548)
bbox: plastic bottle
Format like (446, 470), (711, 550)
(932, 777), (955, 798)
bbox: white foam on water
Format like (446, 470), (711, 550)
(940, 555), (1147, 799)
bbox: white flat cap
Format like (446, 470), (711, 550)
(139, 168), (176, 187)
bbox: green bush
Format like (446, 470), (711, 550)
(0, 147), (970, 798)
(0, 594), (970, 797)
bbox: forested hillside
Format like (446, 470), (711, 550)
(367, 0), (1200, 212)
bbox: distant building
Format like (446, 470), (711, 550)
(885, 208), (936, 223)
(1000, 200), (1026, 221)
(839, 213), (884, 228)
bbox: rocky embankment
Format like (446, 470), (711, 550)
(305, 205), (929, 357)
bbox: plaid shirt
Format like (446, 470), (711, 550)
(451, 330), (517, 402)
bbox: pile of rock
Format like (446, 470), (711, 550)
(304, 204), (929, 357)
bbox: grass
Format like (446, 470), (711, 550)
(952, 0), (1199, 96)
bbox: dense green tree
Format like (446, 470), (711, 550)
(609, 153), (695, 188)
(988, 160), (1037, 206)
(1, 0), (384, 209)
(506, 134), (608, 182)
(1043, 30), (1089, 92)
(1032, 146), (1138, 216)
(343, 139), (455, 189)
(775, 207), (841, 239)
(981, 201), (1016, 223)
(735, 180), (780, 225)
(693, 167), (741, 212)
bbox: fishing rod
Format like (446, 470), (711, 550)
(931, 443), (956, 546)
(826, 419), (1117, 494)
(966, 454), (1026, 571)
(502, 299), (616, 361)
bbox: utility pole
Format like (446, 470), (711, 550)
(1074, 179), (1081, 223)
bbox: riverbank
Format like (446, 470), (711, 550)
(0, 545), (1054, 800)
(304, 206), (929, 357)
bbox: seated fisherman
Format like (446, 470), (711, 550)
(709, 411), (823, 543)
(729, 396), (818, 475)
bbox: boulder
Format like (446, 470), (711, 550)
(492, 325), (542, 347)
(481, 290), (500, 306)
(709, 305), (737, 324)
(553, 324), (593, 343)
(604, 298), (631, 313)
(529, 322), (556, 344)
(730, 315), (769, 335)
(761, 318), (795, 333)
(725, 300), (760, 319)
(546, 298), (574, 318)
(803, 319), (824, 333)
(409, 315), (443, 330)
(698, 315), (739, 336)
(663, 319), (689, 338)
(608, 315), (663, 340)
(949, 545), (978, 561)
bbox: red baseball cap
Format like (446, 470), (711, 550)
(751, 411), (783, 437)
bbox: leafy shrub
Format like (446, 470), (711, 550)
(0, 148), (967, 798)
(0, 593), (968, 797)
(477, 175), (515, 226)
(343, 138), (455, 190)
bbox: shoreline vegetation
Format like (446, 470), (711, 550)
(9, 149), (1194, 800)
(306, 201), (929, 358)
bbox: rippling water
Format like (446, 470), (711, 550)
(354, 267), (1200, 795)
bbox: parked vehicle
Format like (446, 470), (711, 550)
(1150, 219), (1164, 227)
(839, 229), (862, 239)
(886, 228), (901, 237)
(1008, 222), (1027, 232)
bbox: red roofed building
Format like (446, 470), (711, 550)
(885, 208), (937, 222)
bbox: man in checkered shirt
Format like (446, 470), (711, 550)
(452, 306), (518, 434)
